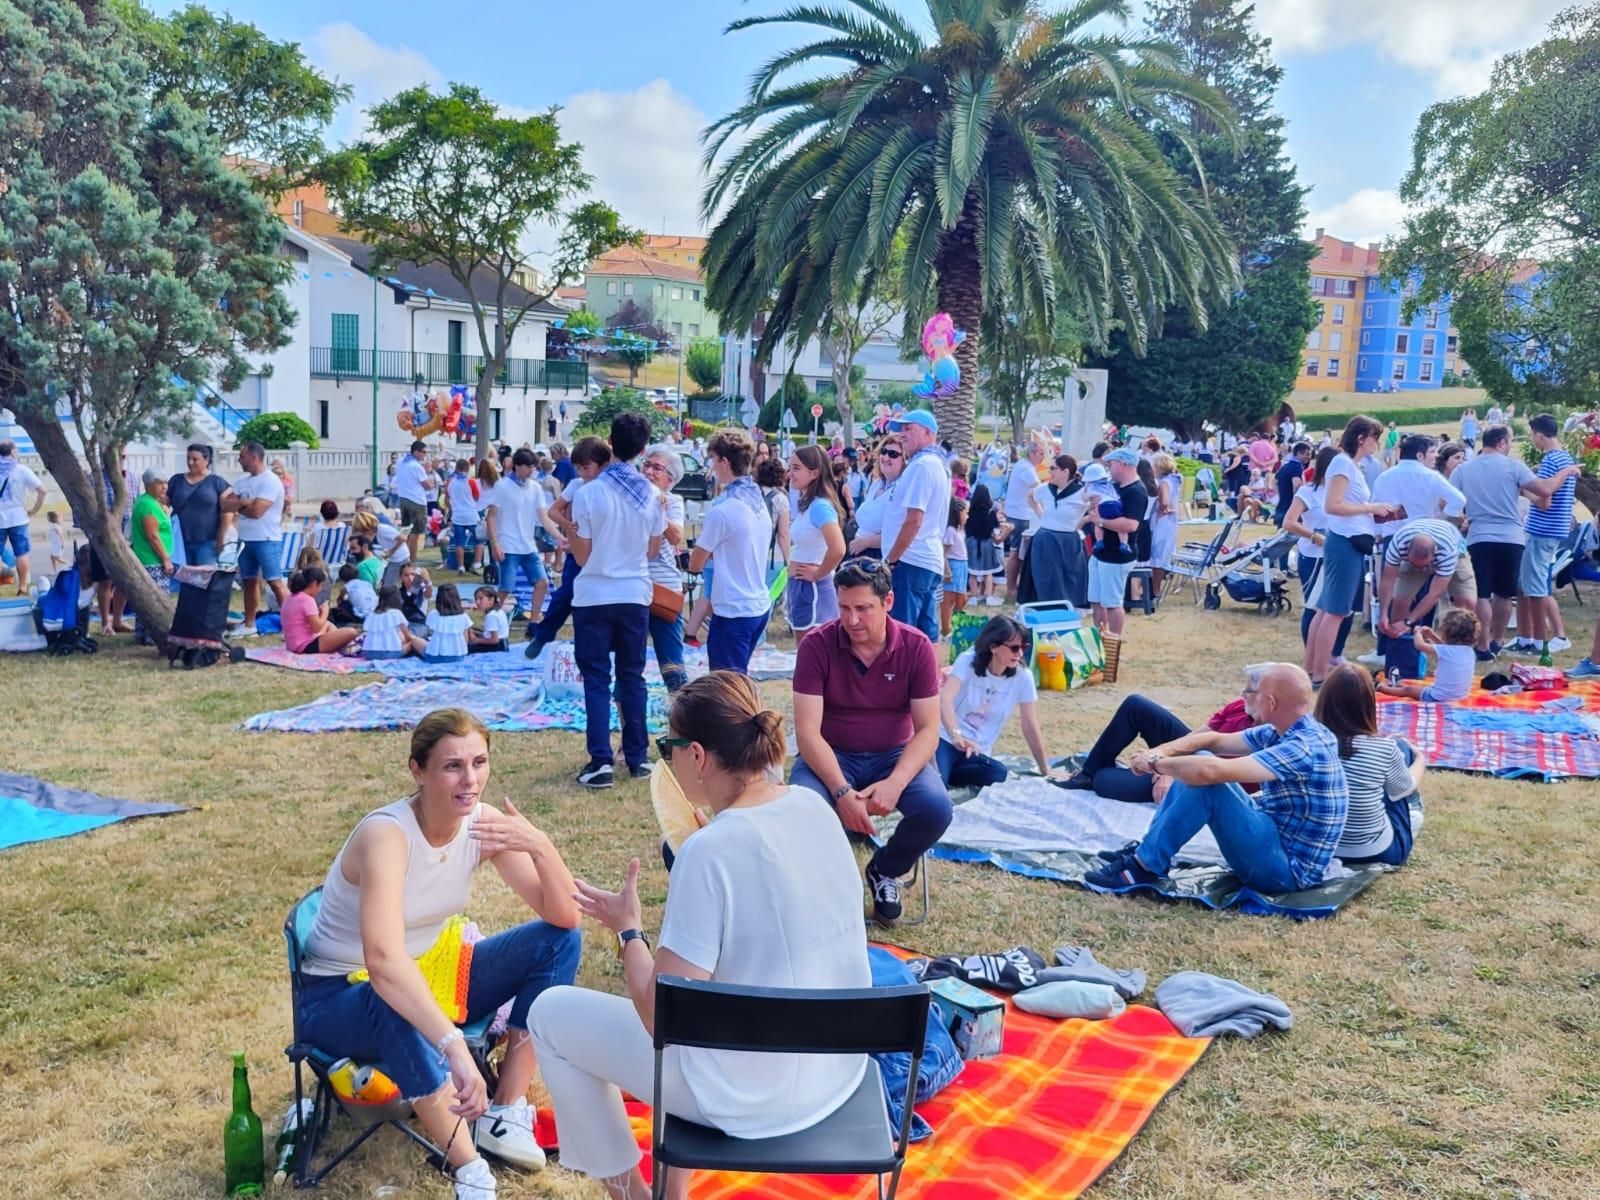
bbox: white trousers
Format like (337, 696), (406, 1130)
(528, 985), (711, 1180)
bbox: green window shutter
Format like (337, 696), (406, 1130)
(331, 313), (360, 372)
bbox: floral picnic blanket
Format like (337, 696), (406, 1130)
(1377, 678), (1600, 780)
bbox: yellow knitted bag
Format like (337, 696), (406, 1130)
(347, 914), (474, 1023)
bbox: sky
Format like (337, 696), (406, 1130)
(152, 0), (1573, 254)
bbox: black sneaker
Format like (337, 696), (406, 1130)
(524, 634), (547, 660)
(865, 862), (903, 924)
(1057, 771), (1095, 791)
(1083, 850), (1161, 890)
(629, 763), (652, 780)
(576, 761), (614, 789)
(1096, 839), (1141, 862)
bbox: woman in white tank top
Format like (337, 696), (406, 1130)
(296, 709), (581, 1200)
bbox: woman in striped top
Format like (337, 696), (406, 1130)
(1314, 664), (1425, 866)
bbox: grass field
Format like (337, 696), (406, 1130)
(1290, 387), (1489, 417)
(3, 560), (1599, 1200)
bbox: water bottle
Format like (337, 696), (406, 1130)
(223, 1051), (265, 1198)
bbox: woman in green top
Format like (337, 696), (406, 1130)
(130, 469), (176, 645)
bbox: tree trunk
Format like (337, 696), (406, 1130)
(828, 331), (856, 452)
(474, 372), (496, 460)
(934, 197), (983, 456)
(14, 411), (174, 643)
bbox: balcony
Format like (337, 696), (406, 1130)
(311, 348), (588, 391)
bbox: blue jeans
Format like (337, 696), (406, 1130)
(935, 739), (1009, 789)
(295, 919), (581, 1100)
(1136, 775), (1299, 894)
(649, 608), (687, 691)
(707, 611), (769, 674)
(572, 602), (649, 768)
(791, 747), (951, 877)
(890, 561), (941, 642)
(528, 553), (580, 651)
(499, 551), (546, 612)
(1298, 555), (1352, 659)
(1081, 694), (1192, 803)
(183, 540), (218, 566)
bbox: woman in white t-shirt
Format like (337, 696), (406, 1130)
(1283, 446), (1355, 666)
(937, 617), (1059, 788)
(785, 445), (847, 631)
(1305, 417), (1396, 686)
(530, 672), (870, 1200)
(847, 434), (903, 556)
(642, 445), (689, 692)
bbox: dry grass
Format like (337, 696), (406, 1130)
(3, 567), (1599, 1200)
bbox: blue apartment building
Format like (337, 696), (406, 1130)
(1354, 276), (1451, 392)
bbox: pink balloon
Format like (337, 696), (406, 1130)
(1249, 439), (1277, 467)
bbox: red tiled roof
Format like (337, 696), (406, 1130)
(1308, 233), (1380, 276)
(586, 244), (703, 283)
(643, 234), (707, 251)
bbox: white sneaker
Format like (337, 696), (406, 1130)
(475, 1099), (546, 1170)
(454, 1155), (497, 1199)
(233, 624), (259, 639)
(986, 596), (1003, 607)
(1548, 637), (1573, 652)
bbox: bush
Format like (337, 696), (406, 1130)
(572, 387), (673, 442)
(1298, 403), (1476, 432)
(684, 419), (721, 440)
(233, 411), (319, 450)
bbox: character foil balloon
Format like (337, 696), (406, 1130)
(912, 313), (965, 400)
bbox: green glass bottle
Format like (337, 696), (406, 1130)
(1539, 639), (1554, 668)
(223, 1051), (265, 1198)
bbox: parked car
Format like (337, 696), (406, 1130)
(672, 450), (713, 502)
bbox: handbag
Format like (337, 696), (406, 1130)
(650, 583), (685, 623)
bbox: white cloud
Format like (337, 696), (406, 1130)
(1304, 187), (1410, 245)
(1255, 0), (1566, 95)
(556, 80), (710, 237)
(308, 23), (442, 135)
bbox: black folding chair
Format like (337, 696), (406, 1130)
(650, 977), (930, 1200)
(282, 888), (499, 1188)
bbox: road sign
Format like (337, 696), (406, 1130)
(780, 409), (798, 429)
(739, 397), (759, 424)
(810, 403), (824, 418)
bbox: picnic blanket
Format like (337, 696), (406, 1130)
(240, 677), (671, 735)
(1378, 678), (1600, 781)
(621, 968), (1210, 1199)
(244, 640), (798, 682)
(0, 771), (186, 851)
(931, 779), (1390, 919)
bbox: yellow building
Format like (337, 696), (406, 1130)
(640, 235), (707, 271)
(1295, 231), (1378, 393)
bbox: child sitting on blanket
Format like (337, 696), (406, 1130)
(330, 561), (377, 628)
(420, 583), (471, 664)
(467, 585), (511, 653)
(1378, 609), (1479, 703)
(363, 585), (426, 659)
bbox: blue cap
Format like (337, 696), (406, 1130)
(887, 410), (938, 434)
(1104, 448), (1138, 466)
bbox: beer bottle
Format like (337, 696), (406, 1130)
(223, 1051), (265, 1197)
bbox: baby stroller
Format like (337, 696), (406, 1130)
(1204, 530), (1296, 616)
(167, 542), (246, 669)
(32, 558), (97, 655)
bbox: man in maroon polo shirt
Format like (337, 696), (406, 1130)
(791, 557), (951, 923)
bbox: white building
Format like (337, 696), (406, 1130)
(208, 226), (589, 452)
(722, 314), (924, 407)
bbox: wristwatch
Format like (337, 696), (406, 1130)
(831, 783), (852, 801)
(617, 928), (651, 956)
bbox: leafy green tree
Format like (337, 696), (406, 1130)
(573, 388), (672, 441)
(1, 0), (294, 638)
(685, 340), (723, 394)
(982, 298), (1084, 443)
(757, 374), (845, 437)
(1089, 0), (1317, 436)
(325, 84), (636, 459)
(822, 232), (907, 451)
(562, 308), (604, 343)
(611, 333), (654, 385)
(1387, 4), (1600, 410)
(114, 1), (348, 193)
(703, 0), (1241, 454)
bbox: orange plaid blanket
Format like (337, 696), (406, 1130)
(624, 996), (1209, 1199)
(1377, 678), (1600, 779)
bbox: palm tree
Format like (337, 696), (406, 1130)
(702, 0), (1242, 451)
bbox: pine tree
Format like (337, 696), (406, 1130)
(1090, 0), (1317, 437)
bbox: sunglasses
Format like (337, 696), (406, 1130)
(655, 736), (692, 761)
(999, 641), (1025, 653)
(880, 449), (903, 460)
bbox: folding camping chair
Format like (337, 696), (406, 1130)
(1163, 517), (1242, 605)
(650, 976), (929, 1200)
(313, 524), (352, 572)
(282, 889), (499, 1188)
(1551, 520), (1598, 605)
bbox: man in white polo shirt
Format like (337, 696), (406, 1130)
(484, 447), (558, 623)
(569, 412), (665, 789)
(881, 410), (951, 643)
(391, 439), (436, 561)
(687, 429), (773, 674)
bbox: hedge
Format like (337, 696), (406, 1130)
(1297, 404), (1476, 432)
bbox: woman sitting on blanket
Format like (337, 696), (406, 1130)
(529, 671), (871, 1200)
(938, 616), (1061, 788)
(282, 567), (361, 656)
(1315, 664), (1424, 866)
(296, 708), (581, 1200)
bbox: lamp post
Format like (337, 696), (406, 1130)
(369, 272), (379, 492)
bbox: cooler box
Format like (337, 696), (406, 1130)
(1016, 602), (1083, 671)
(0, 595), (46, 652)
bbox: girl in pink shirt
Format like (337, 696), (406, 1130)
(283, 567), (361, 655)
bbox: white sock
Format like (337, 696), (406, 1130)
(455, 1156), (496, 1192)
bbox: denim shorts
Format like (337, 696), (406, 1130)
(1, 524), (30, 556)
(449, 523), (477, 550)
(236, 538), (284, 582)
(1519, 534), (1562, 598)
(946, 561), (969, 593)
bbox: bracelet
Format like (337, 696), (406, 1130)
(436, 1029), (464, 1057)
